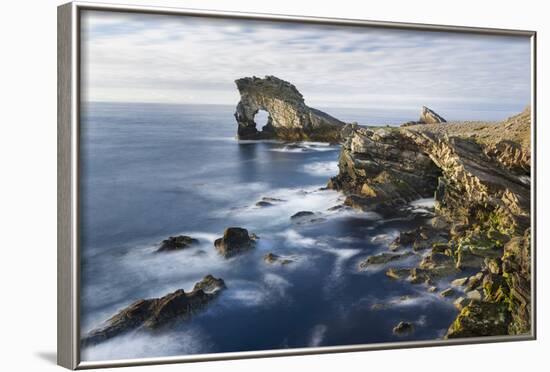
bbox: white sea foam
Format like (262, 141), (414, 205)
(193, 181), (269, 202)
(269, 142), (339, 153)
(81, 326), (210, 361)
(302, 161), (339, 177)
(410, 198), (436, 209)
(309, 324), (328, 347)
(214, 186), (342, 230)
(280, 229), (319, 248)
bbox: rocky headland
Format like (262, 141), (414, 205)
(329, 107), (532, 337)
(234, 76), (345, 141)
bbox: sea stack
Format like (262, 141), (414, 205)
(234, 76), (345, 141)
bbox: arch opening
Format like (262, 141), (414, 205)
(254, 109), (272, 132)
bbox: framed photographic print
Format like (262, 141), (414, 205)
(57, 1), (536, 369)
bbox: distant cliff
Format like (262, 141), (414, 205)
(234, 76), (345, 141)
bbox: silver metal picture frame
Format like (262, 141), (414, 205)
(58, 1), (537, 369)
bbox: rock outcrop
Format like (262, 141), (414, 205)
(331, 107), (532, 337)
(214, 227), (256, 258)
(401, 106), (447, 126)
(234, 76), (345, 141)
(82, 275), (226, 346)
(327, 127), (442, 213)
(156, 235), (199, 252)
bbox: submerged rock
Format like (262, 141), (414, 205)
(393, 321), (414, 335)
(264, 252), (294, 265)
(214, 227), (256, 258)
(255, 201), (274, 207)
(359, 251), (414, 269)
(82, 275), (226, 346)
(290, 211), (315, 220)
(157, 235), (199, 252)
(234, 76), (345, 141)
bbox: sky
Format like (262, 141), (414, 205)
(81, 10), (532, 117)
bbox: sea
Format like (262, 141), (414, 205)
(79, 102), (518, 361)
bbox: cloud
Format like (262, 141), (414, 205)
(81, 10), (531, 117)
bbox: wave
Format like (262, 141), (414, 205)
(302, 161), (339, 177)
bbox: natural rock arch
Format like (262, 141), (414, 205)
(234, 76), (345, 141)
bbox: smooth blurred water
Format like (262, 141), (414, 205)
(80, 103), (458, 361)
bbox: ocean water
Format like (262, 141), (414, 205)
(80, 103), (459, 361)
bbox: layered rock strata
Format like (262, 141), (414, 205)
(331, 107), (532, 337)
(234, 76), (345, 141)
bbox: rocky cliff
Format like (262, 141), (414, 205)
(234, 76), (345, 141)
(330, 107), (532, 337)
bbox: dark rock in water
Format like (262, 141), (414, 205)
(157, 235), (199, 252)
(290, 211), (315, 220)
(389, 230), (417, 250)
(81, 275), (226, 346)
(440, 288), (456, 298)
(214, 227), (255, 258)
(393, 321), (414, 335)
(359, 252), (414, 269)
(234, 75), (345, 141)
(419, 252), (458, 277)
(409, 268), (432, 285)
(264, 252), (294, 265)
(446, 301), (511, 338)
(385, 267), (412, 280)
(255, 201), (274, 207)
(262, 197), (285, 202)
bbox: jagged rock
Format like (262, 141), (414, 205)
(234, 76), (344, 141)
(428, 286), (438, 293)
(465, 272), (484, 291)
(419, 252), (458, 277)
(328, 126), (442, 212)
(264, 252), (294, 265)
(451, 277), (469, 287)
(446, 302), (511, 338)
(409, 268), (432, 284)
(389, 230), (417, 250)
(393, 321), (414, 335)
(440, 288), (456, 298)
(419, 106), (446, 124)
(466, 289), (483, 301)
(485, 257), (502, 275)
(453, 297), (471, 311)
(214, 227), (255, 258)
(82, 275), (226, 346)
(400, 106), (446, 126)
(156, 235), (199, 252)
(385, 267), (412, 280)
(331, 107), (531, 336)
(359, 251), (414, 269)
